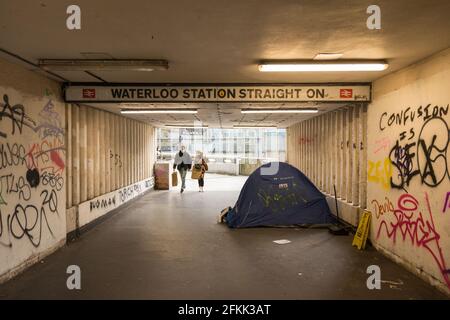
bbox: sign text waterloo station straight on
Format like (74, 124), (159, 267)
(64, 84), (371, 103)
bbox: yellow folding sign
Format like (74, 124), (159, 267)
(352, 210), (372, 250)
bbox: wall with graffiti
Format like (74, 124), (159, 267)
(367, 48), (450, 294)
(0, 58), (66, 281)
(78, 177), (155, 227)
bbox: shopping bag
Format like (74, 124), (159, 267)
(191, 164), (202, 179)
(172, 172), (178, 186)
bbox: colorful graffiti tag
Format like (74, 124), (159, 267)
(376, 193), (450, 288)
(368, 158), (392, 190)
(0, 93), (65, 249)
(371, 102), (450, 290)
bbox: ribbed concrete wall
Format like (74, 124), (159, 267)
(65, 105), (156, 232)
(287, 105), (368, 225)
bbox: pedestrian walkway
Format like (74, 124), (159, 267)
(0, 174), (446, 299)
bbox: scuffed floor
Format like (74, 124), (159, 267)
(0, 174), (447, 299)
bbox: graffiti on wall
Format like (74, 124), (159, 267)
(0, 189), (59, 248)
(378, 104), (448, 132)
(389, 116), (449, 191)
(0, 94), (65, 249)
(368, 158), (392, 190)
(119, 183), (143, 203)
(35, 100), (64, 140)
(110, 150), (122, 168)
(373, 138), (391, 154)
(375, 104), (450, 191)
(87, 179), (154, 213)
(78, 177), (155, 227)
(375, 192), (450, 288)
(90, 195), (116, 212)
(443, 192), (450, 213)
(0, 94), (36, 139)
(370, 102), (450, 289)
(298, 137), (314, 145)
(370, 197), (394, 219)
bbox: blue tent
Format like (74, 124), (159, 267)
(225, 162), (335, 228)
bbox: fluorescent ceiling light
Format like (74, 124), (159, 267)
(121, 109), (197, 114)
(258, 60), (388, 72)
(38, 59), (169, 71)
(241, 108), (318, 114)
(233, 125), (277, 129)
(165, 125), (208, 129)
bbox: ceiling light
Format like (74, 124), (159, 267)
(241, 108), (318, 114)
(165, 125), (208, 129)
(258, 60), (388, 72)
(233, 125), (277, 129)
(38, 59), (169, 71)
(121, 109), (197, 114)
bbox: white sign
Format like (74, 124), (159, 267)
(64, 84), (371, 102)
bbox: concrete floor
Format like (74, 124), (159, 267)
(0, 174), (447, 299)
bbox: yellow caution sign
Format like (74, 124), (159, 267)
(352, 210), (371, 250)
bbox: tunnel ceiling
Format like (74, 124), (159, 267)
(0, 0), (449, 84)
(0, 0), (449, 128)
(90, 102), (344, 128)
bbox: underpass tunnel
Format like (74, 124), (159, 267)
(0, 0), (450, 300)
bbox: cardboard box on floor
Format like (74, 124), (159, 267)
(154, 162), (174, 190)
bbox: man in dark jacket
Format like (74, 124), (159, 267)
(173, 145), (192, 193)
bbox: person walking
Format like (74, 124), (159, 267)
(173, 145), (192, 193)
(194, 151), (208, 192)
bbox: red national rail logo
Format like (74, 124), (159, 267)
(340, 88), (353, 98)
(82, 88), (96, 98)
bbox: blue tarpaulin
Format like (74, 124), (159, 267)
(225, 162), (335, 228)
